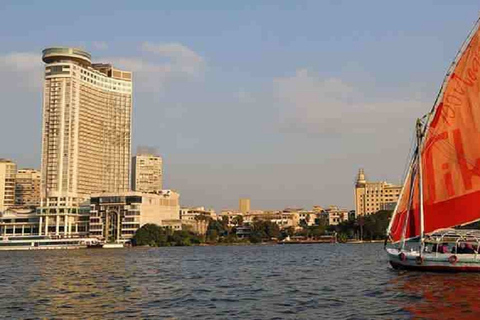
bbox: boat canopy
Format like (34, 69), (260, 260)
(388, 19), (480, 243)
(424, 229), (480, 244)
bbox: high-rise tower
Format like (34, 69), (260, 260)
(39, 47), (132, 236)
(131, 154), (163, 193)
(239, 198), (250, 214)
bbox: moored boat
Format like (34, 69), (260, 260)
(385, 17), (480, 272)
(102, 243), (124, 249)
(0, 235), (99, 251)
(387, 229), (480, 272)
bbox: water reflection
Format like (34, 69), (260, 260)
(24, 250), (143, 318)
(5, 244), (475, 319)
(390, 272), (480, 319)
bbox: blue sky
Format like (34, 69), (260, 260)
(1, 1), (479, 211)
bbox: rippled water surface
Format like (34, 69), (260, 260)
(1, 243), (480, 319)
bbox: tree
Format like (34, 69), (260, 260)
(167, 230), (202, 246)
(133, 224), (202, 247)
(280, 226), (295, 240)
(307, 225), (325, 239)
(132, 224), (169, 246)
(249, 220), (280, 242)
(358, 216), (365, 240)
(325, 210), (393, 241)
(206, 219), (229, 243)
(232, 215), (244, 227)
(362, 210), (392, 240)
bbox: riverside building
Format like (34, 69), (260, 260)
(39, 47), (132, 237)
(323, 205), (349, 225)
(89, 190), (180, 243)
(15, 169), (41, 206)
(131, 154), (163, 193)
(0, 207), (39, 237)
(180, 206), (216, 235)
(0, 159), (16, 213)
(354, 169), (402, 216)
(239, 198), (250, 214)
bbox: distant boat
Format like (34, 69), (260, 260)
(279, 234), (336, 244)
(385, 17), (480, 272)
(0, 236), (99, 251)
(102, 243), (124, 249)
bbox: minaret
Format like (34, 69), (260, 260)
(356, 168), (366, 187)
(354, 168), (367, 217)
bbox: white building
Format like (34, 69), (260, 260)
(89, 191), (180, 243)
(131, 154), (163, 193)
(180, 206), (215, 234)
(39, 47), (133, 237)
(0, 159), (16, 212)
(0, 207), (39, 237)
(323, 205), (349, 226)
(298, 210), (316, 226)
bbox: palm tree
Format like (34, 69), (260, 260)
(232, 215), (244, 227)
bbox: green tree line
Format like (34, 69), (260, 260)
(132, 210), (393, 247)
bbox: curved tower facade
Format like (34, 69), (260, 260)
(39, 47), (132, 236)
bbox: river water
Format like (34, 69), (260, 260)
(0, 243), (479, 319)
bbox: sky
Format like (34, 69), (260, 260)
(0, 0), (479, 211)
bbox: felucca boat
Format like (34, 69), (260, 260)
(385, 17), (480, 272)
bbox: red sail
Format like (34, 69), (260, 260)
(389, 22), (480, 242)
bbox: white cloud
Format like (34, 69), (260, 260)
(141, 42), (205, 76)
(107, 57), (173, 92)
(107, 42), (206, 93)
(273, 68), (428, 135)
(0, 52), (43, 90)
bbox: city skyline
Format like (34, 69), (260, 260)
(1, 1), (479, 211)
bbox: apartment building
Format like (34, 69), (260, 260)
(354, 169), (402, 216)
(0, 159), (16, 212)
(131, 154), (163, 193)
(15, 169), (41, 206)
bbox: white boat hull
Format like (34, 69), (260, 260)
(102, 243), (124, 249)
(0, 237), (98, 251)
(387, 248), (480, 272)
(0, 245), (86, 251)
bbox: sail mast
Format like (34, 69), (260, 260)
(417, 119), (425, 251)
(400, 149), (421, 248)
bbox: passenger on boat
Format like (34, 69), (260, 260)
(464, 243), (475, 254)
(438, 243), (449, 254)
(455, 242), (475, 254)
(456, 242), (466, 254)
